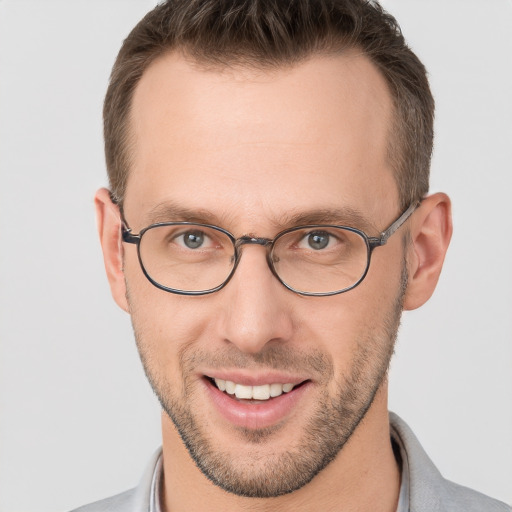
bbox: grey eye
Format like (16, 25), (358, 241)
(307, 232), (330, 250)
(183, 231), (204, 249)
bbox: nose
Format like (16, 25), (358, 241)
(218, 245), (294, 355)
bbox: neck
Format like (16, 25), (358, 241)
(160, 382), (400, 512)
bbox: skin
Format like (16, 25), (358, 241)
(96, 50), (452, 511)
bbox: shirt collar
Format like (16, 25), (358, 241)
(392, 423), (411, 512)
(149, 451), (163, 512)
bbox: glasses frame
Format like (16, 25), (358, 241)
(120, 201), (419, 297)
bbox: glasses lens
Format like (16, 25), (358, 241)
(139, 224), (235, 292)
(272, 227), (369, 294)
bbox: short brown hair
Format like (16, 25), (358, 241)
(104, 0), (434, 210)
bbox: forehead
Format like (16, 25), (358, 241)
(125, 51), (397, 230)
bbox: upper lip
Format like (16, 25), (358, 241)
(201, 370), (310, 386)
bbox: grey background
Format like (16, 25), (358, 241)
(0, 1), (511, 510)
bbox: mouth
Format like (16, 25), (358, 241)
(201, 370), (316, 430)
(206, 376), (308, 402)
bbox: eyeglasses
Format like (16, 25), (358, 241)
(121, 202), (418, 296)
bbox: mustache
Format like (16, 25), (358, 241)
(180, 344), (334, 380)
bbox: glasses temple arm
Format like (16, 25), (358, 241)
(376, 201), (420, 245)
(118, 208), (140, 245)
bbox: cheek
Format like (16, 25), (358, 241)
(297, 248), (405, 377)
(124, 250), (201, 332)
(124, 257), (211, 379)
(292, 296), (367, 378)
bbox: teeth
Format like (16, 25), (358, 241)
(234, 384), (252, 399)
(213, 378), (296, 400)
(282, 383), (294, 393)
(225, 380), (236, 394)
(252, 384), (270, 400)
(270, 383), (283, 397)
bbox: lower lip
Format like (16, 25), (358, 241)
(203, 378), (312, 430)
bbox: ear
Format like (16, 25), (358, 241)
(95, 188), (129, 312)
(403, 193), (453, 311)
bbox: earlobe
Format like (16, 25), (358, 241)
(95, 188), (130, 313)
(403, 193), (453, 311)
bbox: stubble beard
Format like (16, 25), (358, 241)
(128, 264), (407, 498)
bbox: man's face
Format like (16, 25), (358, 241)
(121, 51), (407, 497)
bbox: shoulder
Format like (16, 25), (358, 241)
(440, 479), (511, 512)
(68, 447), (162, 512)
(70, 489), (136, 512)
(390, 412), (511, 512)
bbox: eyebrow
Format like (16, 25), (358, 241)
(279, 208), (379, 234)
(143, 202), (227, 227)
(141, 201), (379, 234)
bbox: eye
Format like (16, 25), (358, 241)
(306, 232), (329, 250)
(298, 230), (335, 250)
(175, 230), (212, 249)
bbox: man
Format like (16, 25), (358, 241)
(75, 1), (510, 511)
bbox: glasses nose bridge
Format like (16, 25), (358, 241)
(234, 235), (276, 274)
(235, 235), (273, 250)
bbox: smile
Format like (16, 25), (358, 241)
(203, 375), (312, 429)
(212, 378), (298, 401)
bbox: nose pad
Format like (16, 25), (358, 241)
(219, 244), (294, 355)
